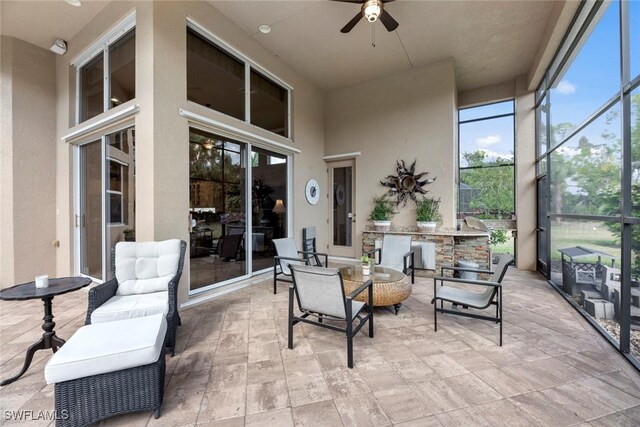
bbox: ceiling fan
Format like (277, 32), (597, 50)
(334, 0), (399, 34)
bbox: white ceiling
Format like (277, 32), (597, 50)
(1, 1), (557, 92)
(210, 0), (557, 91)
(0, 0), (109, 51)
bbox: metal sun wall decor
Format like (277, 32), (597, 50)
(380, 160), (436, 206)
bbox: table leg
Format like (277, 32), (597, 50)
(0, 337), (46, 386)
(0, 297), (62, 386)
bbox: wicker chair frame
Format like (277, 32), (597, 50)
(54, 347), (165, 426)
(85, 240), (187, 356)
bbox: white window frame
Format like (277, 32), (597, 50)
(72, 11), (136, 125)
(106, 158), (127, 225)
(186, 17), (294, 140)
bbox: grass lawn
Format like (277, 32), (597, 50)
(549, 220), (621, 265)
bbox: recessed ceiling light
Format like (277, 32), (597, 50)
(65, 0), (82, 6)
(258, 25), (271, 34)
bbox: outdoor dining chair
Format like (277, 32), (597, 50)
(431, 254), (514, 345)
(272, 237), (327, 294)
(288, 264), (374, 368)
(368, 234), (415, 283)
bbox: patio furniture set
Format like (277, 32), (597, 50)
(0, 229), (513, 426)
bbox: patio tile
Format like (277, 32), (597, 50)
(323, 368), (371, 398)
(199, 385), (246, 421)
(245, 379), (289, 414)
(291, 400), (343, 426)
(1, 268), (639, 426)
(357, 362), (406, 392)
(245, 407), (293, 427)
(373, 386), (432, 423)
(286, 372), (331, 407)
(333, 393), (391, 427)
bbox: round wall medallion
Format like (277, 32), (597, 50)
(305, 179), (320, 205)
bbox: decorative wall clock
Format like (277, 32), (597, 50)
(305, 179), (320, 205)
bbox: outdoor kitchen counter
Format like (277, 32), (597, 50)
(362, 228), (491, 278)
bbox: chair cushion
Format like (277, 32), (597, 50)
(90, 291), (168, 324)
(45, 314), (167, 384)
(436, 286), (495, 309)
(115, 239), (181, 295)
(380, 235), (412, 272)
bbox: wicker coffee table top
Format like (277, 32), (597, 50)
(340, 265), (411, 307)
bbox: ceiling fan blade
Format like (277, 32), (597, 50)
(379, 8), (399, 32)
(341, 12), (363, 33)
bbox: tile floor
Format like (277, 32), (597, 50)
(1, 268), (640, 426)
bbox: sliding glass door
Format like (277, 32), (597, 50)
(79, 140), (103, 279)
(188, 127), (289, 293)
(77, 126), (135, 281)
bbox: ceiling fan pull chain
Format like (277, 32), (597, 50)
(371, 23), (376, 48)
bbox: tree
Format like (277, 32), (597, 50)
(460, 151), (514, 219)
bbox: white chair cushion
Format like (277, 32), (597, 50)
(115, 239), (181, 295)
(45, 314), (167, 384)
(90, 291), (168, 324)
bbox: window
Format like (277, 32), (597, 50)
(458, 101), (515, 219)
(536, 0), (640, 364)
(77, 27), (136, 123)
(251, 69), (288, 137)
(186, 21), (291, 138)
(187, 28), (245, 121)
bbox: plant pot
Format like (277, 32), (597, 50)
(362, 264), (371, 275)
(417, 221), (437, 232)
(373, 220), (391, 232)
(124, 232), (135, 242)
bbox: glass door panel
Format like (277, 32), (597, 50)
(105, 127), (135, 280)
(251, 147), (288, 272)
(329, 160), (355, 257)
(189, 129), (248, 291)
(80, 140), (103, 280)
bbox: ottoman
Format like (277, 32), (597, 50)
(45, 314), (167, 427)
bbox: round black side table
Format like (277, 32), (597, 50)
(0, 277), (91, 386)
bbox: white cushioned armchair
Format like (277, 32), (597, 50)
(86, 239), (187, 356)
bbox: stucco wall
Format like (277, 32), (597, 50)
(324, 59), (457, 256)
(0, 36), (57, 288)
(53, 1), (326, 304)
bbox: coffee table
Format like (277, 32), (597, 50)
(340, 265), (411, 314)
(0, 276), (92, 386)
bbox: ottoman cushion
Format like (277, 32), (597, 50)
(45, 314), (167, 384)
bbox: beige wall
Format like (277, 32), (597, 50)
(53, 1), (326, 304)
(458, 80), (516, 109)
(0, 36), (57, 288)
(515, 75), (537, 270)
(325, 59), (457, 256)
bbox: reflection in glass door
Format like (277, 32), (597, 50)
(189, 129), (248, 291)
(80, 140), (103, 280)
(329, 160), (355, 257)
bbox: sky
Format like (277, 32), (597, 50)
(458, 0), (639, 168)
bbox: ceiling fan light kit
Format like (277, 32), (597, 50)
(363, 0), (382, 22)
(335, 0), (399, 34)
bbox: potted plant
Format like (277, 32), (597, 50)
(123, 228), (135, 242)
(368, 195), (396, 232)
(415, 196), (442, 232)
(361, 255), (372, 275)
